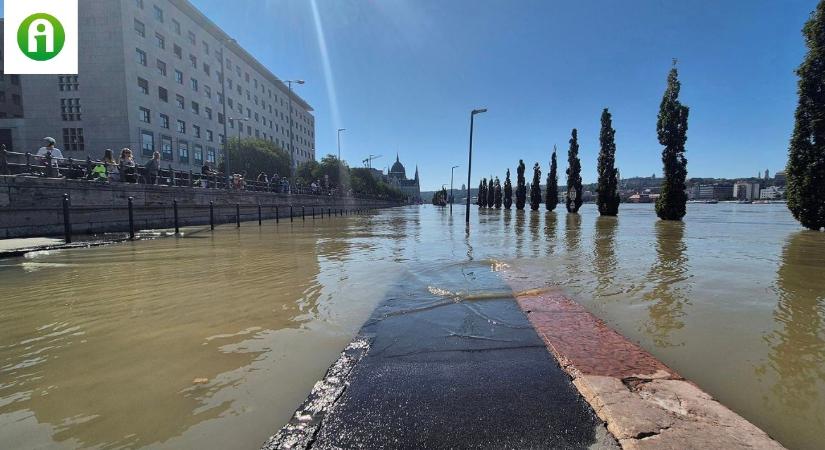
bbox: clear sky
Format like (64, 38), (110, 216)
(2, 0), (818, 190)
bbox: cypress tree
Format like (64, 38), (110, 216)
(494, 177), (503, 208)
(546, 146), (559, 211)
(482, 178), (489, 207)
(530, 163), (542, 210)
(487, 175), (495, 207)
(655, 62), (690, 221)
(597, 108), (621, 216)
(504, 169), (513, 209)
(516, 160), (527, 210)
(477, 179), (485, 207)
(566, 129), (583, 213)
(787, 1), (825, 230)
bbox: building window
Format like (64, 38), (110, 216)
(203, 63), (210, 76)
(153, 5), (164, 22)
(189, 55), (197, 69)
(58, 75), (79, 91)
(202, 41), (210, 55)
(62, 128), (84, 152)
(207, 130), (214, 142)
(206, 147), (216, 163)
(188, 31), (196, 45)
(193, 144), (203, 164)
(173, 44), (182, 59)
(60, 98), (81, 121)
(141, 130), (155, 156)
(190, 77), (198, 92)
(217, 113), (225, 125)
(193, 125), (201, 138)
(204, 107), (213, 120)
(136, 48), (147, 66)
(227, 98), (233, 109)
(178, 141), (189, 163)
(175, 70), (183, 84)
(156, 59), (167, 76)
(159, 136), (173, 161)
(191, 101), (199, 115)
(139, 107), (151, 123)
(177, 120), (186, 134)
(136, 0), (144, 9)
(228, 78), (233, 89)
(172, 19), (181, 35)
(158, 86), (168, 102)
(204, 85), (212, 99)
(176, 94), (184, 109)
(134, 19), (145, 37)
(160, 113), (169, 129)
(138, 77), (149, 95)
(155, 32), (165, 50)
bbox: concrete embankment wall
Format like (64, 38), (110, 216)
(0, 176), (399, 238)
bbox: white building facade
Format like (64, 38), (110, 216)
(0, 0), (315, 171)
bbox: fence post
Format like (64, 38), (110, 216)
(312, 207), (315, 220)
(173, 199), (180, 234)
(168, 165), (174, 186)
(258, 204), (262, 226)
(0, 145), (8, 175)
(328, 208), (331, 218)
(302, 206), (305, 221)
(189, 170), (193, 188)
(290, 206), (294, 222)
(236, 203), (241, 227)
(276, 205), (279, 224)
(25, 152), (32, 173)
(62, 193), (72, 243)
(128, 196), (135, 240)
(210, 201), (215, 230)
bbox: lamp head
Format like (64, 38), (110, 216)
(472, 108), (488, 115)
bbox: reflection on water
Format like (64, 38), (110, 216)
(760, 231), (825, 443)
(643, 221), (690, 348)
(1, 204), (824, 450)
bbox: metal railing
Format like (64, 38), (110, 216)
(0, 145), (379, 198)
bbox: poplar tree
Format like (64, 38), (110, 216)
(546, 147), (558, 211)
(494, 177), (503, 208)
(597, 108), (621, 216)
(655, 62), (690, 221)
(530, 163), (542, 210)
(487, 175), (495, 207)
(787, 0), (825, 230)
(516, 160), (527, 210)
(481, 178), (488, 207)
(504, 169), (513, 209)
(566, 129), (583, 213)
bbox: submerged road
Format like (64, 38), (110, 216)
(264, 262), (617, 449)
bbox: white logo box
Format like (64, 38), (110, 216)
(4, 0), (78, 74)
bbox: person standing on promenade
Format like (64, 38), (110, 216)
(36, 137), (63, 178)
(102, 149), (119, 182)
(201, 162), (215, 188)
(119, 148), (137, 183)
(145, 151), (161, 185)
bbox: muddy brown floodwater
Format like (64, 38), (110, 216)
(0, 203), (823, 449)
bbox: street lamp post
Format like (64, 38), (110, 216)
(229, 117), (249, 187)
(465, 108), (487, 224)
(284, 79), (305, 178)
(337, 128), (346, 161)
(450, 165), (459, 215)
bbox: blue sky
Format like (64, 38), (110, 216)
(3, 0), (817, 190)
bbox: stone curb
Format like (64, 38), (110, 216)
(506, 280), (786, 450)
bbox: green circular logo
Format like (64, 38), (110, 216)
(17, 13), (65, 61)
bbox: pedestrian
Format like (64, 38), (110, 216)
(36, 137), (64, 178)
(102, 149), (119, 182)
(201, 162), (215, 188)
(145, 151), (161, 185)
(120, 148), (137, 183)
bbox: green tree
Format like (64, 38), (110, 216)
(546, 147), (559, 211)
(566, 129), (583, 213)
(597, 108), (621, 216)
(350, 168), (405, 201)
(787, 1), (825, 230)
(221, 138), (290, 178)
(494, 177), (503, 208)
(477, 179), (485, 206)
(655, 62), (690, 221)
(516, 160), (527, 210)
(530, 163), (542, 210)
(504, 169), (513, 209)
(487, 175), (495, 207)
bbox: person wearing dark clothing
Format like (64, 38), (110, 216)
(201, 163), (215, 188)
(145, 152), (161, 185)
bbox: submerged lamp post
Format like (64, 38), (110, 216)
(337, 128), (346, 161)
(465, 108), (487, 224)
(450, 165), (459, 215)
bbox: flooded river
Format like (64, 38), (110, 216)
(0, 203), (823, 449)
